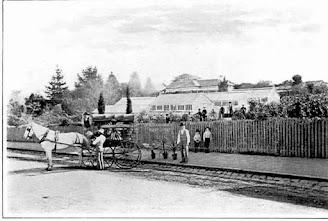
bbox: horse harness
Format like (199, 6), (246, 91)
(38, 129), (82, 153)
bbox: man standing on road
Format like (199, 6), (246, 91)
(177, 122), (190, 163)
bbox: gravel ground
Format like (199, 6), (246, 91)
(4, 158), (328, 218)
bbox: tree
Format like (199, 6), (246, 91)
(75, 66), (103, 89)
(313, 83), (328, 94)
(143, 77), (157, 96)
(8, 98), (24, 117)
(218, 77), (229, 92)
(126, 86), (132, 114)
(45, 66), (69, 105)
(69, 66), (104, 113)
(128, 72), (142, 97)
(292, 75), (302, 86)
(25, 93), (47, 116)
(104, 72), (122, 105)
(234, 83), (254, 89)
(253, 80), (272, 88)
(236, 91), (328, 120)
(7, 90), (25, 117)
(306, 83), (314, 94)
(98, 92), (105, 114)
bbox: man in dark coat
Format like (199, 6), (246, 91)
(220, 106), (225, 119)
(197, 108), (202, 121)
(241, 105), (246, 116)
(228, 102), (233, 117)
(202, 107), (207, 121)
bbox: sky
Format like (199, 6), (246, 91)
(4, 0), (328, 98)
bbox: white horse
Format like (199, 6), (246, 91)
(23, 121), (90, 171)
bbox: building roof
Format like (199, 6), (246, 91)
(205, 91), (249, 102)
(92, 97), (156, 114)
(205, 87), (277, 101)
(198, 79), (219, 87)
(151, 93), (212, 106)
(166, 79), (197, 89)
(165, 78), (234, 91)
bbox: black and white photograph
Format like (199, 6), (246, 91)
(2, 0), (328, 218)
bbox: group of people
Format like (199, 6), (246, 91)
(87, 122), (213, 169)
(83, 106), (253, 169)
(197, 108), (208, 121)
(177, 122), (212, 163)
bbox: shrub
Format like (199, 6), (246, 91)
(7, 115), (26, 127)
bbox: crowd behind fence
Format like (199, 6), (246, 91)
(7, 119), (328, 158)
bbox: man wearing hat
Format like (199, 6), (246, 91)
(92, 128), (106, 170)
(177, 122), (190, 163)
(82, 112), (93, 134)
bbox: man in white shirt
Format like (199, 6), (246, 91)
(177, 122), (190, 163)
(92, 128), (106, 170)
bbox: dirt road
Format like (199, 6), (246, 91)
(4, 158), (328, 218)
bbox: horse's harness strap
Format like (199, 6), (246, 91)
(75, 133), (80, 145)
(39, 129), (60, 152)
(39, 129), (50, 143)
(39, 131), (83, 151)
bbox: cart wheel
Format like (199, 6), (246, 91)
(82, 148), (97, 168)
(114, 141), (141, 169)
(103, 147), (115, 168)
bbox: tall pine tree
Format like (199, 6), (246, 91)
(104, 72), (121, 105)
(45, 66), (68, 105)
(128, 72), (142, 97)
(143, 77), (157, 96)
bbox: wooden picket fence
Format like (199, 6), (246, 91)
(135, 119), (328, 158)
(7, 119), (328, 158)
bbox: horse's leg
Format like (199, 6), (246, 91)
(45, 148), (53, 171)
(77, 147), (83, 167)
(73, 146), (83, 167)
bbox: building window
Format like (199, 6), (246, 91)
(178, 105), (184, 110)
(151, 105), (156, 110)
(261, 97), (268, 102)
(185, 105), (192, 110)
(222, 101), (230, 106)
(233, 101), (238, 106)
(164, 105), (169, 111)
(157, 105), (163, 111)
(214, 101), (221, 106)
(171, 105), (177, 111)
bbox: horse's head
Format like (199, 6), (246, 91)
(23, 124), (34, 140)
